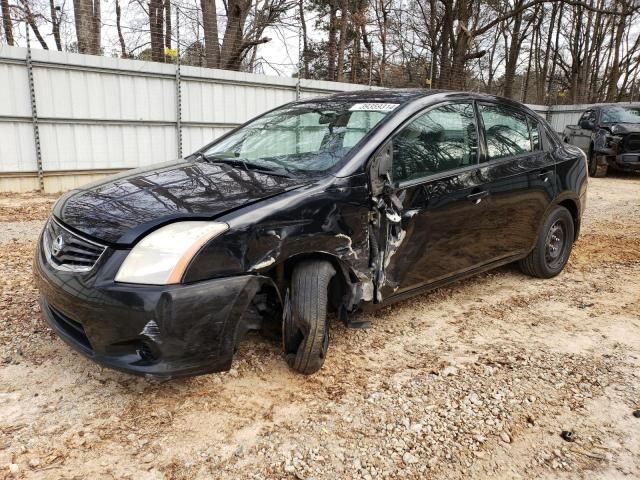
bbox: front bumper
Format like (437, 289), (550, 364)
(609, 153), (640, 172)
(34, 241), (271, 379)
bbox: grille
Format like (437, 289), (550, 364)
(624, 133), (640, 152)
(42, 219), (106, 272)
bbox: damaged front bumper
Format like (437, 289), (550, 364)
(611, 153), (640, 172)
(34, 246), (271, 379)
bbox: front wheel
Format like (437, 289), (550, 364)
(282, 260), (336, 374)
(519, 206), (575, 278)
(588, 150), (608, 177)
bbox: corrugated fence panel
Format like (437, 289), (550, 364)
(39, 124), (177, 171)
(0, 45), (627, 192)
(33, 66), (176, 121)
(182, 126), (234, 154)
(0, 122), (37, 171)
(0, 47), (37, 173)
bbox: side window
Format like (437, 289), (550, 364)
(579, 110), (596, 126)
(392, 103), (478, 183)
(578, 111), (589, 124)
(479, 104), (532, 160)
(343, 111), (387, 148)
(528, 117), (541, 151)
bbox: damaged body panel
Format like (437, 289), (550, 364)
(563, 104), (640, 176)
(34, 89), (587, 378)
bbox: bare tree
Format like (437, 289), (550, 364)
(2, 0), (15, 45)
(149, 0), (165, 61)
(115, 0), (127, 57)
(73, 0), (101, 54)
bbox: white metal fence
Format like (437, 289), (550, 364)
(0, 45), (605, 192)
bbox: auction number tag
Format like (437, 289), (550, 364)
(349, 103), (399, 112)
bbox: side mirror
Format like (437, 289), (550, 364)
(370, 142), (393, 196)
(579, 119), (595, 130)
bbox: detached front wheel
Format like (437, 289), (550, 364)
(519, 206), (575, 278)
(283, 260), (336, 374)
(588, 150), (608, 177)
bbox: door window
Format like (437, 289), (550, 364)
(392, 103), (478, 183)
(479, 104), (533, 160)
(578, 110), (596, 127)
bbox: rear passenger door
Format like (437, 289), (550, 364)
(476, 103), (555, 258)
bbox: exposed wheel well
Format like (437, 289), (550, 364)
(558, 199), (580, 240)
(267, 253), (354, 314)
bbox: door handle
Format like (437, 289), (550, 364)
(466, 190), (489, 204)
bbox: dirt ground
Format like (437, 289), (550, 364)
(0, 175), (639, 480)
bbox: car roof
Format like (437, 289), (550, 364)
(593, 103), (640, 109)
(297, 88), (536, 113)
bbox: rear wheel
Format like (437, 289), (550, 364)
(282, 260), (336, 374)
(519, 206), (575, 278)
(588, 149), (609, 177)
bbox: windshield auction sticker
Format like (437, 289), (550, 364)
(349, 103), (400, 112)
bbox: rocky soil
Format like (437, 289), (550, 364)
(0, 175), (639, 479)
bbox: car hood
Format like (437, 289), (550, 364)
(609, 123), (640, 134)
(53, 160), (307, 245)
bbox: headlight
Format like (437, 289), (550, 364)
(115, 221), (229, 285)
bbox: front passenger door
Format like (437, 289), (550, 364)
(573, 110), (595, 152)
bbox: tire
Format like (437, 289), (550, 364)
(282, 260), (336, 374)
(519, 206), (575, 279)
(588, 149), (609, 177)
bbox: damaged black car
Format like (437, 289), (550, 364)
(563, 104), (640, 177)
(34, 90), (588, 378)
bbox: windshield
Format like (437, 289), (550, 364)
(601, 106), (640, 124)
(202, 100), (397, 173)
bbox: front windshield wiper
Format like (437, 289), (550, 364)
(194, 152), (294, 177)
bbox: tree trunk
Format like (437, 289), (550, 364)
(327, 3), (338, 80)
(547, 1), (563, 103)
(350, 21), (361, 83)
(21, 0), (48, 49)
(49, 0), (62, 50)
(73, 0), (101, 54)
(606, 7), (627, 101)
(165, 0), (171, 49)
(202, 0), (221, 68)
(377, 0), (388, 86)
(538, 2), (557, 103)
(1, 0), (13, 46)
(436, 0), (453, 88)
(219, 0), (251, 70)
(115, 0), (127, 57)
(336, 0), (348, 82)
(149, 0), (165, 62)
(298, 0), (309, 78)
(503, 2), (524, 99)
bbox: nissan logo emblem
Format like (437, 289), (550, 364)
(51, 235), (65, 257)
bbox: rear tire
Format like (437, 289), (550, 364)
(588, 150), (609, 177)
(283, 260), (336, 374)
(519, 206), (575, 279)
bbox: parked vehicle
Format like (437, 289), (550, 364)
(34, 90), (588, 378)
(562, 104), (640, 177)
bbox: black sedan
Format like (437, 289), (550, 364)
(34, 90), (588, 378)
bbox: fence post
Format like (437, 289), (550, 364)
(175, 6), (183, 159)
(25, 23), (44, 192)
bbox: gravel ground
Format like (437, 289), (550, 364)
(1, 175), (639, 479)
